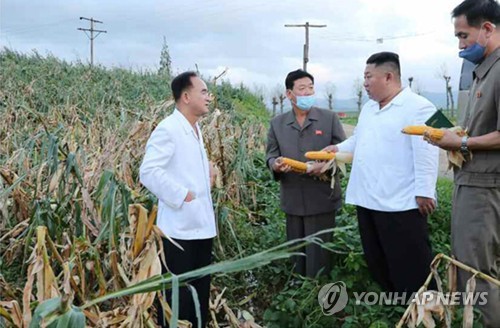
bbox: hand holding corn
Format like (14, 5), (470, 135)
(401, 125), (466, 143)
(276, 157), (322, 175)
(273, 157), (294, 173)
(401, 125), (446, 140)
(306, 161), (328, 176)
(305, 151), (353, 163)
(402, 125), (470, 168)
(303, 150), (354, 189)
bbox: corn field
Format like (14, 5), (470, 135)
(2, 49), (497, 328)
(0, 49), (293, 327)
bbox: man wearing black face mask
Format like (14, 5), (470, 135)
(425, 0), (500, 326)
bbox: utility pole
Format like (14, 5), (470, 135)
(285, 22), (326, 71)
(78, 17), (107, 67)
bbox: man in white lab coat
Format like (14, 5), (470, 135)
(140, 71), (216, 327)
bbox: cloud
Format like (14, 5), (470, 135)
(1, 0), (467, 102)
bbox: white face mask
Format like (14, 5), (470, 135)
(292, 94), (316, 110)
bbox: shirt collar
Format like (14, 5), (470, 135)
(173, 108), (198, 135)
(285, 106), (320, 125)
(371, 87), (411, 112)
(391, 87), (411, 106)
(474, 47), (500, 80)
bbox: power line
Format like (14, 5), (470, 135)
(77, 17), (107, 67)
(285, 22), (326, 72)
(318, 30), (435, 43)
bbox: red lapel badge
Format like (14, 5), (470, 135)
(476, 91), (482, 98)
(315, 130), (323, 135)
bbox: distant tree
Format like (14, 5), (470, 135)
(251, 83), (266, 103)
(413, 78), (425, 96)
(447, 84), (455, 117)
(272, 96), (278, 117)
(324, 82), (336, 110)
(272, 83), (286, 114)
(408, 76), (414, 89)
(158, 36), (172, 77)
(353, 78), (364, 112)
(436, 63), (454, 117)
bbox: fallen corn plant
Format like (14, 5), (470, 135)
(397, 253), (500, 328)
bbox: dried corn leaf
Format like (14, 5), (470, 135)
(0, 219), (28, 242)
(48, 164), (64, 194)
(447, 263), (457, 295)
(157, 295), (192, 328)
(130, 204), (148, 258)
(412, 291), (445, 328)
(462, 275), (476, 328)
(0, 300), (23, 328)
(238, 309), (263, 328)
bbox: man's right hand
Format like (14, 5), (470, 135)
(273, 157), (292, 173)
(184, 191), (195, 202)
(322, 145), (339, 153)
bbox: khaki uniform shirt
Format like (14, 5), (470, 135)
(456, 47), (500, 187)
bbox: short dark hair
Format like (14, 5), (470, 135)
(285, 69), (314, 90)
(171, 71), (198, 102)
(452, 0), (500, 27)
(366, 52), (401, 78)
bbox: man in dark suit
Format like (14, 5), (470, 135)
(266, 69), (346, 277)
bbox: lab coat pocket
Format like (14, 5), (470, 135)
(178, 199), (200, 231)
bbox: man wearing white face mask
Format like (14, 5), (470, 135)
(425, 0), (500, 326)
(266, 69), (346, 277)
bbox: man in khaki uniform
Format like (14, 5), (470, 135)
(428, 1), (500, 326)
(266, 69), (346, 277)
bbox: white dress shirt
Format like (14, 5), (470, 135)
(140, 109), (216, 239)
(337, 87), (439, 212)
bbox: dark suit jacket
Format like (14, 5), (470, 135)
(266, 107), (346, 216)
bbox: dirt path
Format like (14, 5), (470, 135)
(341, 124), (453, 179)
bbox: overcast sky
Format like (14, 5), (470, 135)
(1, 0), (466, 100)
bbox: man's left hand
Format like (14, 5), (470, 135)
(416, 196), (436, 216)
(306, 161), (326, 176)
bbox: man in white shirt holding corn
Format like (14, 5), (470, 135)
(325, 52), (439, 295)
(140, 71), (215, 327)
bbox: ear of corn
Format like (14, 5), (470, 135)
(281, 157), (308, 173)
(305, 151), (335, 161)
(305, 151), (353, 164)
(335, 152), (353, 164)
(401, 125), (430, 136)
(401, 125), (445, 140)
